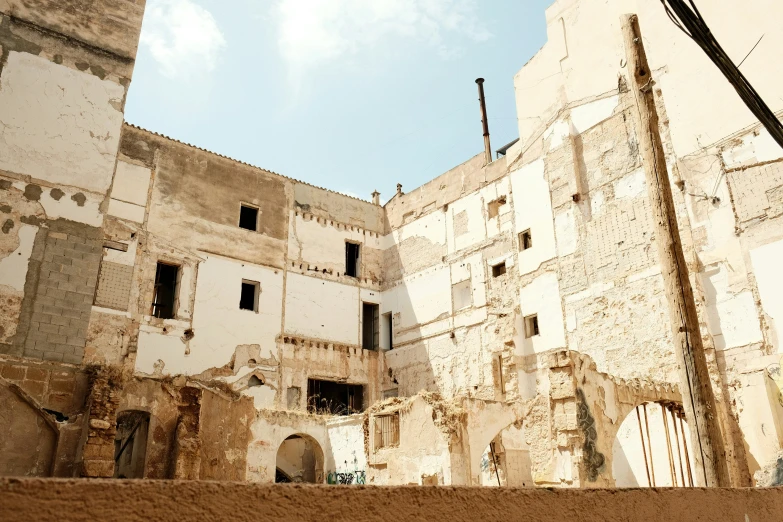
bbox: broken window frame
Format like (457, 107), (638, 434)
(524, 314), (540, 338)
(238, 203), (260, 232)
(487, 196), (508, 219)
(519, 229), (533, 251)
(362, 302), (380, 351)
(345, 241), (361, 278)
(307, 378), (364, 416)
(151, 261), (179, 319)
(239, 279), (260, 313)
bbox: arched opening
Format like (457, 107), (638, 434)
(613, 401), (695, 487)
(114, 410), (150, 479)
(478, 423), (533, 487)
(275, 433), (324, 483)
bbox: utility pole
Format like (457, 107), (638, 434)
(620, 13), (730, 487)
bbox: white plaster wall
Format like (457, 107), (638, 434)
(733, 371), (783, 481)
(108, 161), (152, 223)
(447, 190), (486, 254)
(701, 265), (763, 350)
(519, 272), (567, 355)
(247, 415), (330, 483)
(514, 0), (783, 157)
(284, 272), (359, 345)
(481, 178), (513, 239)
(509, 160), (557, 275)
(381, 265), (452, 345)
(0, 52), (125, 194)
(288, 212), (381, 269)
(7, 179), (103, 227)
(0, 224), (36, 292)
(326, 416), (367, 474)
(751, 240), (783, 353)
(136, 255), (284, 375)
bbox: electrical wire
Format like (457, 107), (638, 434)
(660, 0), (783, 149)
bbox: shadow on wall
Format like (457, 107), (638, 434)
(0, 382), (57, 477)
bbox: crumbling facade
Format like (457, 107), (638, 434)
(1, 0), (782, 488)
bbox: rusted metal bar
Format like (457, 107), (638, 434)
(475, 78), (492, 165)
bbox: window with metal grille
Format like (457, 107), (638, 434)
(373, 413), (400, 451)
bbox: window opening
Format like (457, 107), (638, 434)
(524, 314), (539, 338)
(152, 262), (179, 319)
(307, 379), (364, 415)
(374, 413), (400, 450)
(497, 354), (505, 395)
(240, 280), (260, 312)
(519, 229), (533, 251)
(239, 204), (259, 231)
(492, 262), (507, 278)
(345, 242), (360, 278)
(383, 312), (393, 350)
(248, 375), (264, 387)
(362, 303), (379, 350)
(487, 196), (507, 219)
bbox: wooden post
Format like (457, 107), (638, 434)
(620, 13), (730, 487)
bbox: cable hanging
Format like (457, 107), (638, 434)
(660, 0), (783, 149)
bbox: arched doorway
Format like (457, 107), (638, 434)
(478, 423), (533, 487)
(275, 434), (324, 483)
(613, 401), (695, 487)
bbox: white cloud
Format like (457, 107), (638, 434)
(273, 0), (492, 72)
(140, 0), (227, 79)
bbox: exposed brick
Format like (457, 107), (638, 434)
(22, 380), (45, 401)
(61, 308), (81, 319)
(55, 344), (75, 354)
(50, 379), (76, 393)
(25, 368), (48, 382)
(50, 315), (70, 327)
(66, 336), (86, 347)
(42, 305), (64, 317)
(48, 271), (69, 283)
(1, 365), (26, 380)
(45, 287), (67, 300)
(25, 349), (45, 360)
(52, 255), (72, 266)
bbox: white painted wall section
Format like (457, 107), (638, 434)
(519, 272), (566, 355)
(510, 160), (556, 275)
(285, 272), (359, 345)
(0, 52), (125, 194)
(751, 240), (783, 353)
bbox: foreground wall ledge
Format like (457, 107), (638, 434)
(2, 479), (783, 522)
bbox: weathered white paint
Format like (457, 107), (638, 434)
(326, 416), (367, 474)
(554, 208), (577, 256)
(751, 239), (783, 353)
(519, 272), (567, 355)
(382, 265), (452, 345)
(285, 272), (358, 345)
(447, 191), (486, 254)
(0, 52), (125, 194)
(701, 265), (763, 350)
(614, 168), (646, 200)
(721, 128), (783, 168)
(107, 198), (146, 223)
(0, 224), (36, 291)
(509, 160), (556, 275)
(569, 95), (619, 134)
(111, 161), (152, 206)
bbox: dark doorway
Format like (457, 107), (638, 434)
(307, 379), (364, 415)
(345, 242), (360, 277)
(152, 262), (178, 319)
(114, 411), (150, 478)
(362, 303), (379, 350)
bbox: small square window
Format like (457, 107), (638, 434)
(239, 204), (259, 231)
(519, 229), (532, 251)
(492, 262), (507, 278)
(240, 280), (260, 312)
(524, 314), (539, 338)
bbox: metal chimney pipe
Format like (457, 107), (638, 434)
(476, 78), (492, 165)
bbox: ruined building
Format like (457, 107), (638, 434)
(1, 0), (782, 488)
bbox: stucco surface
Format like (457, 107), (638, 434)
(2, 479), (783, 521)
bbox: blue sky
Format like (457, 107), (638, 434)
(125, 0), (552, 202)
